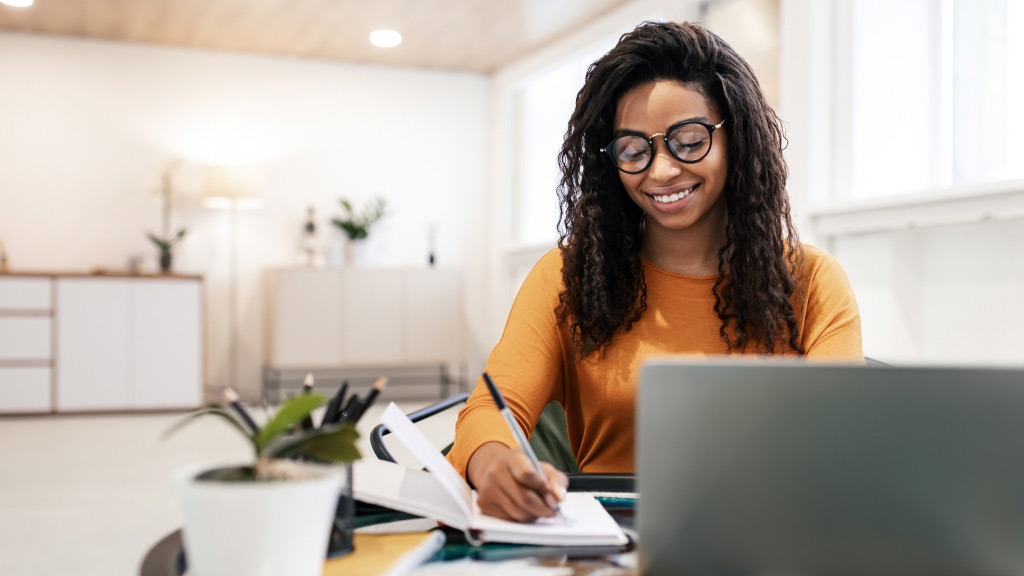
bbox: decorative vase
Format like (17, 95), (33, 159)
(175, 461), (346, 576)
(159, 249), (172, 274)
(343, 239), (368, 267)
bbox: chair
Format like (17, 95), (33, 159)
(370, 395), (634, 493)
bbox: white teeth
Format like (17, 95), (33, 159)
(651, 185), (696, 203)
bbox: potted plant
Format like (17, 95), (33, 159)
(147, 164), (187, 273)
(147, 229), (186, 273)
(331, 196), (387, 266)
(167, 392), (360, 576)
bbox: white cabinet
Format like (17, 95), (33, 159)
(343, 270), (404, 364)
(1, 274), (202, 413)
(0, 277), (52, 309)
(269, 269), (345, 366)
(0, 276), (53, 413)
(55, 277), (202, 412)
(130, 281), (203, 408)
(0, 367), (51, 412)
(56, 279), (131, 410)
(403, 270), (463, 363)
(0, 317), (51, 361)
(266, 268), (463, 370)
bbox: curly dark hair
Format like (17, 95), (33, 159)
(555, 20), (804, 358)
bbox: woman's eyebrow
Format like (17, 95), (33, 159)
(611, 128), (648, 138)
(613, 116), (713, 136)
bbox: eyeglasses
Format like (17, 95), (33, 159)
(600, 119), (726, 174)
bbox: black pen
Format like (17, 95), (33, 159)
(300, 372), (315, 430)
(483, 372), (565, 519)
(223, 387), (260, 435)
(349, 376), (388, 424)
(322, 380), (348, 427)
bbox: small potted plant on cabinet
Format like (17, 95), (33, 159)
(168, 391), (359, 576)
(331, 196), (387, 266)
(147, 164), (187, 273)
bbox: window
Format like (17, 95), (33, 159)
(842, 0), (1024, 201)
(512, 39), (620, 246)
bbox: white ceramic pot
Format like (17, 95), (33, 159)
(343, 239), (369, 267)
(175, 461), (344, 576)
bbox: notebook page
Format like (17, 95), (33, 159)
(469, 492), (629, 546)
(352, 459), (468, 529)
(381, 402), (474, 521)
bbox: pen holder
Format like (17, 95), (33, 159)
(327, 463), (355, 557)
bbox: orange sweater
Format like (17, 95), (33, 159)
(447, 244), (862, 477)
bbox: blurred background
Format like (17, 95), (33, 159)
(2, 0), (1023, 574)
(2, 0), (1022, 406)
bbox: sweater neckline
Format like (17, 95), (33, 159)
(640, 257), (721, 281)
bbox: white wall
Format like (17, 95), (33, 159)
(831, 220), (1024, 366)
(0, 32), (488, 400)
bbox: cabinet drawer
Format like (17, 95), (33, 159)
(0, 277), (52, 310)
(0, 317), (52, 360)
(0, 367), (51, 412)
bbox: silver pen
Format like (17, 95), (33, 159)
(483, 372), (566, 519)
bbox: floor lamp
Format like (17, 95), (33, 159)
(203, 165), (266, 392)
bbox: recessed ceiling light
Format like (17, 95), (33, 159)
(369, 29), (402, 48)
(1, 0), (35, 6)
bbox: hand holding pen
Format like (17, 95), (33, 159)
(468, 373), (569, 523)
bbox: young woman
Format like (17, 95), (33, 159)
(446, 21), (862, 522)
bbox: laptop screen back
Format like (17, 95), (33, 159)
(637, 360), (1024, 575)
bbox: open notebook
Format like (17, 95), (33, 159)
(352, 403), (629, 547)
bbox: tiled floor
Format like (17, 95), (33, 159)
(0, 396), (460, 576)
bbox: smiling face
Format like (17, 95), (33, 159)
(613, 80), (729, 250)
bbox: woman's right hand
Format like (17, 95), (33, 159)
(466, 441), (569, 523)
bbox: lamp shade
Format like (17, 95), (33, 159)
(203, 165), (267, 209)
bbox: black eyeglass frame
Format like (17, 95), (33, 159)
(600, 119), (726, 174)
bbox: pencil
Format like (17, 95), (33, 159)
(223, 387), (260, 435)
(349, 376), (388, 424)
(301, 372), (315, 430)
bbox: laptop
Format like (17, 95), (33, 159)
(637, 360), (1024, 575)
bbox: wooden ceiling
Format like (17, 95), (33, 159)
(0, 0), (634, 73)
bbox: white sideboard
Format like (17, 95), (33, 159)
(265, 268), (464, 396)
(0, 273), (203, 414)
(0, 276), (53, 412)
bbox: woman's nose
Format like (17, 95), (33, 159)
(647, 143), (682, 182)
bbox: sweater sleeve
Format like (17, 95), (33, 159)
(445, 250), (567, 479)
(800, 247), (864, 360)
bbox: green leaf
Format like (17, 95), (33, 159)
(146, 232), (170, 250)
(333, 197), (387, 240)
(257, 394), (325, 452)
(261, 423), (361, 463)
(162, 407), (258, 452)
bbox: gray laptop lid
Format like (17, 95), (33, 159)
(637, 360), (1024, 576)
